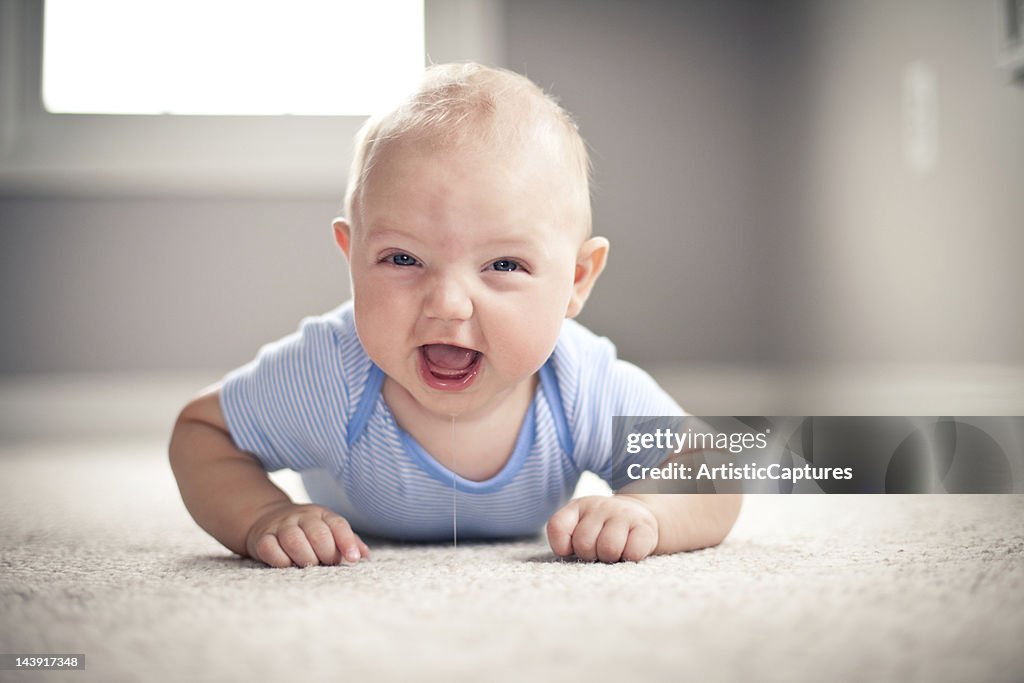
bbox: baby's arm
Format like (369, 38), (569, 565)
(168, 385), (369, 568)
(546, 472), (741, 563)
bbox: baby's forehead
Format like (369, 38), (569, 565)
(347, 63), (592, 237)
(378, 126), (573, 179)
(358, 139), (588, 247)
(370, 137), (579, 209)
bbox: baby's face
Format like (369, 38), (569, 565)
(338, 138), (589, 419)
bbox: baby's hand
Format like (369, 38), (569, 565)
(546, 495), (659, 563)
(245, 503), (371, 568)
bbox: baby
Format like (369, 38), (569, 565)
(169, 63), (741, 567)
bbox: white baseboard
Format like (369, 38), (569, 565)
(647, 363), (1024, 415)
(0, 372), (221, 441)
(1, 364), (1022, 441)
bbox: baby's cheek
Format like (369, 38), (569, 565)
(354, 308), (400, 362)
(501, 323), (561, 376)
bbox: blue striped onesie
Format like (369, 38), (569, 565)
(221, 301), (684, 541)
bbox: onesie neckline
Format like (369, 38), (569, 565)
(397, 395), (537, 494)
(357, 363), (537, 494)
(346, 352), (575, 494)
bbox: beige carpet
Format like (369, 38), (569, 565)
(1, 436), (1023, 683)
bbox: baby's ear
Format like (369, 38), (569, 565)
(332, 218), (352, 260)
(566, 237), (610, 318)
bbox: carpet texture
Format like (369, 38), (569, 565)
(1, 437), (1023, 683)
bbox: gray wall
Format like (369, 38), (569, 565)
(1, 0), (1021, 375)
(779, 0), (1024, 364)
(0, 198), (350, 373)
(506, 1), (778, 364)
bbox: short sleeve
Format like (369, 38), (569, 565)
(566, 327), (686, 488)
(220, 312), (350, 472)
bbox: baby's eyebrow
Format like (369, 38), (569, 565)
(485, 237), (543, 251)
(366, 225), (545, 252)
(363, 227), (423, 245)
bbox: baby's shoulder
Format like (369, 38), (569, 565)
(296, 301), (370, 379)
(296, 300), (356, 343)
(554, 318), (617, 368)
(553, 319), (683, 418)
(270, 301), (360, 357)
(549, 319), (618, 416)
(234, 301), (368, 394)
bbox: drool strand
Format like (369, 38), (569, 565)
(451, 414), (457, 549)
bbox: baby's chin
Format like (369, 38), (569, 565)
(408, 387), (491, 422)
(382, 367), (483, 416)
(398, 367), (540, 421)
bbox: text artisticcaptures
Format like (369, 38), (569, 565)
(610, 416), (1024, 494)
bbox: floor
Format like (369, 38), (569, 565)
(1, 436), (1022, 683)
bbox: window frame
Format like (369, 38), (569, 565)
(0, 0), (505, 198)
(996, 0), (1024, 80)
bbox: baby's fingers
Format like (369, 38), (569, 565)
(546, 501), (580, 557)
(595, 518), (630, 563)
(567, 512), (606, 561)
(299, 517), (343, 565)
(253, 533), (293, 569)
(325, 514), (365, 564)
(277, 524), (320, 567)
(621, 523), (658, 563)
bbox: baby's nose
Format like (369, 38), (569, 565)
(422, 274), (473, 322)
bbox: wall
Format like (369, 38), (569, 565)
(1, 0), (1021, 376)
(0, 198), (349, 372)
(505, 0), (779, 364)
(779, 0), (1024, 364)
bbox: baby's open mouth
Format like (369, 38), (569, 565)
(419, 344), (482, 389)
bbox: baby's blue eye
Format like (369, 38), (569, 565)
(491, 260), (519, 272)
(390, 253), (418, 266)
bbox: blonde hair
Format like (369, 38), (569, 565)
(344, 62), (592, 235)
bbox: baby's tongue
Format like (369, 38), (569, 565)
(423, 344), (476, 371)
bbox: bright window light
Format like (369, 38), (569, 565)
(42, 0), (424, 115)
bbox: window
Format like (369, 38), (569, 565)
(0, 0), (505, 197)
(996, 0), (1024, 80)
(42, 1), (424, 116)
